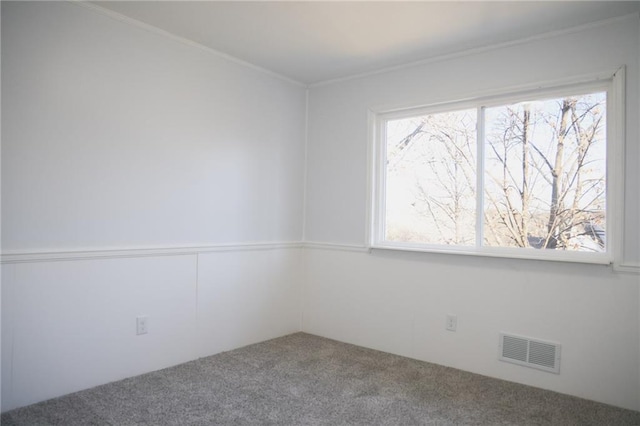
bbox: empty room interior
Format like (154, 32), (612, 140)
(2, 0), (640, 424)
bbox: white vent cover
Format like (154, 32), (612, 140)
(499, 333), (561, 374)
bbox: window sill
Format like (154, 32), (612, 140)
(370, 243), (612, 266)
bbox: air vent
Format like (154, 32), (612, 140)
(499, 333), (561, 374)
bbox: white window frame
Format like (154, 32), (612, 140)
(368, 68), (625, 265)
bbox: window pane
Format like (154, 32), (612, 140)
(483, 92), (606, 252)
(385, 109), (477, 245)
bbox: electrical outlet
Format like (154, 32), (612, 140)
(136, 316), (148, 335)
(446, 314), (457, 332)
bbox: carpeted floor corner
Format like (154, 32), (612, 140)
(2, 332), (639, 425)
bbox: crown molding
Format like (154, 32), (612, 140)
(309, 12), (640, 88)
(69, 0), (305, 88)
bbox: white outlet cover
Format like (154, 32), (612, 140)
(136, 316), (148, 335)
(446, 315), (457, 331)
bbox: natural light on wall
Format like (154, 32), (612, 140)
(371, 71), (624, 264)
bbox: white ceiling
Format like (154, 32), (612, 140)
(91, 1), (640, 85)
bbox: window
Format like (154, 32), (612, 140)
(371, 72), (624, 263)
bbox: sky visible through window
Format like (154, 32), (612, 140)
(384, 91), (607, 252)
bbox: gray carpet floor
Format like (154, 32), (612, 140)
(2, 332), (639, 425)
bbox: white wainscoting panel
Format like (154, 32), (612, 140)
(197, 249), (302, 357)
(1, 246), (303, 412)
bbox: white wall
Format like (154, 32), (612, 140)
(2, 248), (302, 411)
(1, 2), (304, 411)
(2, 1), (306, 252)
(303, 15), (640, 411)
